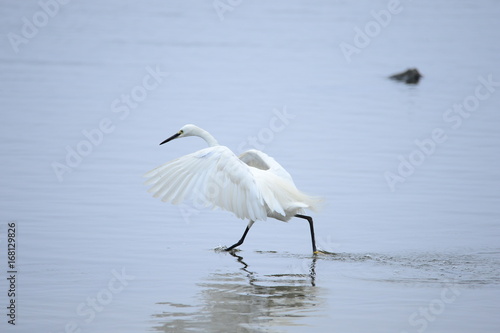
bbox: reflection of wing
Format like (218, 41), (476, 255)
(151, 257), (320, 332)
(144, 146), (267, 221)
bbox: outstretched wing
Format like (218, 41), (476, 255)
(238, 149), (294, 184)
(144, 146), (267, 221)
(238, 149), (322, 219)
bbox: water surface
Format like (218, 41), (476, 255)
(1, 1), (500, 332)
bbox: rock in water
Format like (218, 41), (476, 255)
(389, 68), (422, 84)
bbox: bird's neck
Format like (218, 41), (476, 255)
(197, 128), (219, 147)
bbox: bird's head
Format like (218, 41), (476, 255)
(159, 124), (201, 145)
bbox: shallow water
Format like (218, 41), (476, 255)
(1, 0), (500, 332)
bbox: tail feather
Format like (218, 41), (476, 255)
(252, 169), (322, 218)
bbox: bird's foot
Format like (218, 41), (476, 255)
(224, 246), (241, 253)
(213, 245), (241, 253)
(313, 249), (337, 256)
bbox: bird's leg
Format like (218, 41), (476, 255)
(294, 214), (318, 253)
(225, 220), (254, 251)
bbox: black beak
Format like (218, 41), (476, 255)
(159, 132), (181, 145)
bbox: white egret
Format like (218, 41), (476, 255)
(144, 124), (322, 253)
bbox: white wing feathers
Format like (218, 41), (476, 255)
(144, 146), (267, 221)
(144, 147), (321, 222)
(238, 149), (294, 183)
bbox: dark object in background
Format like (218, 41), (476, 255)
(389, 68), (422, 84)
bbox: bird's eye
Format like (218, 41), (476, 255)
(179, 130), (184, 134)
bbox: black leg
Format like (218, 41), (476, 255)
(225, 221), (254, 251)
(295, 214), (317, 253)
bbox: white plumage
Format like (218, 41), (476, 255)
(144, 124), (321, 252)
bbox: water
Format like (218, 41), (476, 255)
(1, 0), (500, 332)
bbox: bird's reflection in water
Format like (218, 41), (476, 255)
(153, 252), (323, 333)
